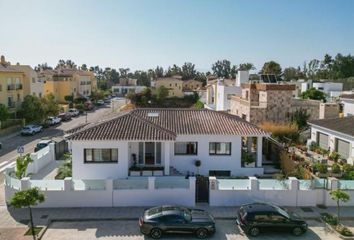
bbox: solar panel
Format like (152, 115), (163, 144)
(261, 74), (270, 83)
(260, 74), (277, 83)
(269, 74), (277, 83)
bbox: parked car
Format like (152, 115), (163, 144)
(236, 202), (308, 237)
(84, 101), (94, 111)
(139, 205), (215, 239)
(68, 108), (80, 117)
(96, 100), (105, 106)
(21, 124), (43, 136)
(58, 113), (72, 121)
(46, 116), (61, 126)
(34, 139), (53, 152)
(104, 97), (111, 103)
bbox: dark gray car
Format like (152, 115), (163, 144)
(139, 205), (215, 239)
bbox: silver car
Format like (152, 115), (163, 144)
(21, 124), (43, 136)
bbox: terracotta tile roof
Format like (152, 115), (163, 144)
(69, 109), (268, 141)
(308, 117), (354, 137)
(340, 94), (354, 100)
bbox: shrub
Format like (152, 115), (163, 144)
(193, 100), (204, 109)
(313, 163), (328, 174)
(321, 213), (338, 226)
(259, 122), (299, 142)
(336, 225), (354, 236)
(329, 152), (340, 162)
(309, 141), (318, 151)
(331, 164), (341, 174)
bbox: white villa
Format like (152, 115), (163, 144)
(68, 109), (269, 179)
(341, 94), (354, 117)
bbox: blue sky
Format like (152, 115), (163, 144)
(0, 0), (353, 72)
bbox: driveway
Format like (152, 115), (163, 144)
(42, 219), (337, 240)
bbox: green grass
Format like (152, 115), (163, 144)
(24, 227), (43, 236)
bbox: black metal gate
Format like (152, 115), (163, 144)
(55, 140), (68, 160)
(196, 176), (209, 203)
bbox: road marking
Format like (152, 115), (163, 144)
(0, 162), (16, 173)
(0, 161), (9, 168)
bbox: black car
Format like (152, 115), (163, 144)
(139, 205), (215, 239)
(236, 202), (308, 237)
(58, 113), (72, 122)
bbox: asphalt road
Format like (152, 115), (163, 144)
(0, 105), (114, 182)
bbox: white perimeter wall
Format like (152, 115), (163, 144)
(343, 100), (354, 117)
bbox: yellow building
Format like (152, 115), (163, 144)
(154, 77), (184, 98)
(11, 64), (43, 98)
(0, 56), (25, 113)
(182, 79), (203, 90)
(41, 69), (97, 104)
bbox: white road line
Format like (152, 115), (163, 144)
(0, 162), (16, 173)
(0, 161), (9, 168)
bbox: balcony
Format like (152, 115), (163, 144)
(7, 84), (22, 91)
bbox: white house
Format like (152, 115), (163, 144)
(340, 94), (354, 117)
(205, 71), (249, 111)
(112, 85), (146, 97)
(308, 117), (354, 165)
(68, 109), (268, 179)
(300, 80), (343, 99)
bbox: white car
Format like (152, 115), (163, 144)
(46, 116), (61, 126)
(21, 124), (43, 136)
(68, 108), (80, 117)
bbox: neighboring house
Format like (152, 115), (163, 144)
(300, 80), (343, 99)
(183, 79), (203, 91)
(0, 55), (24, 113)
(42, 68), (97, 104)
(205, 71), (249, 111)
(68, 109), (268, 179)
(230, 82), (339, 125)
(154, 77), (184, 97)
(308, 117), (354, 165)
(112, 78), (146, 97)
(340, 94), (354, 117)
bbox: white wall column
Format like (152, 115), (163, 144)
(257, 136), (263, 167)
(164, 142), (170, 175)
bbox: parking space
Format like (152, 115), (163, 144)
(42, 219), (337, 240)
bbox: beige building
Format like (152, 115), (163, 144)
(154, 77), (184, 98)
(230, 82), (339, 125)
(183, 79), (203, 90)
(11, 64), (43, 98)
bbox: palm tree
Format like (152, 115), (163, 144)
(10, 188), (45, 240)
(330, 189), (350, 223)
(15, 154), (33, 179)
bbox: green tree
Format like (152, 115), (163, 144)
(80, 64), (88, 71)
(156, 86), (169, 103)
(41, 93), (59, 118)
(10, 188), (45, 240)
(0, 103), (10, 123)
(283, 67), (301, 81)
(154, 66), (164, 78)
(330, 189), (350, 223)
(238, 63), (256, 71)
(212, 59), (232, 78)
(301, 87), (327, 101)
(166, 64), (181, 77)
(15, 153), (33, 179)
(181, 62), (196, 80)
(261, 61), (282, 75)
(21, 95), (44, 123)
(290, 108), (310, 130)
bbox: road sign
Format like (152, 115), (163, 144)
(17, 146), (24, 154)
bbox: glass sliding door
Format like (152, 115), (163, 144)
(145, 142), (155, 165)
(137, 142), (162, 165)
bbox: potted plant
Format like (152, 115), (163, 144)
(241, 150), (255, 167)
(194, 160), (201, 175)
(315, 163), (329, 177)
(329, 152), (340, 163)
(331, 163), (342, 178)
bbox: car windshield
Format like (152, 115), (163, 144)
(146, 207), (162, 217)
(276, 206), (290, 218)
(23, 127), (31, 130)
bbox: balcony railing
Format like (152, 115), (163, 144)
(7, 84), (22, 90)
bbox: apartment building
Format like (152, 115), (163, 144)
(153, 77), (184, 98)
(0, 56), (24, 113)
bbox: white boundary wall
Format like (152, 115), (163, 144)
(209, 177), (354, 207)
(26, 143), (56, 175)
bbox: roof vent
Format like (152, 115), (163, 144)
(147, 112), (159, 117)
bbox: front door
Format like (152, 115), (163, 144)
(196, 176), (209, 203)
(138, 142), (162, 165)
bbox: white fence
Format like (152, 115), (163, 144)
(27, 143), (55, 175)
(209, 177), (354, 207)
(4, 173), (195, 208)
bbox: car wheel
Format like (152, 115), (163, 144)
(150, 228), (162, 239)
(196, 228), (208, 239)
(292, 227), (303, 236)
(249, 227), (260, 237)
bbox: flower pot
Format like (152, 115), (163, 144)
(142, 170), (153, 176)
(130, 171), (141, 176)
(153, 170), (163, 176)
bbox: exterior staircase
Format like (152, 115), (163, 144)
(170, 166), (183, 176)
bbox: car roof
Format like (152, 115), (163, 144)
(38, 139), (52, 144)
(241, 202), (279, 213)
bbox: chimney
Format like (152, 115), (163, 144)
(0, 55), (5, 65)
(236, 71), (249, 87)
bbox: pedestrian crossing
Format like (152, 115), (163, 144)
(0, 161), (16, 173)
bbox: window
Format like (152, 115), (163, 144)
(174, 142), (198, 155)
(209, 142), (231, 155)
(242, 114), (246, 120)
(254, 214), (271, 222)
(84, 148), (118, 163)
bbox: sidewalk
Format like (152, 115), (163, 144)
(1, 205), (354, 228)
